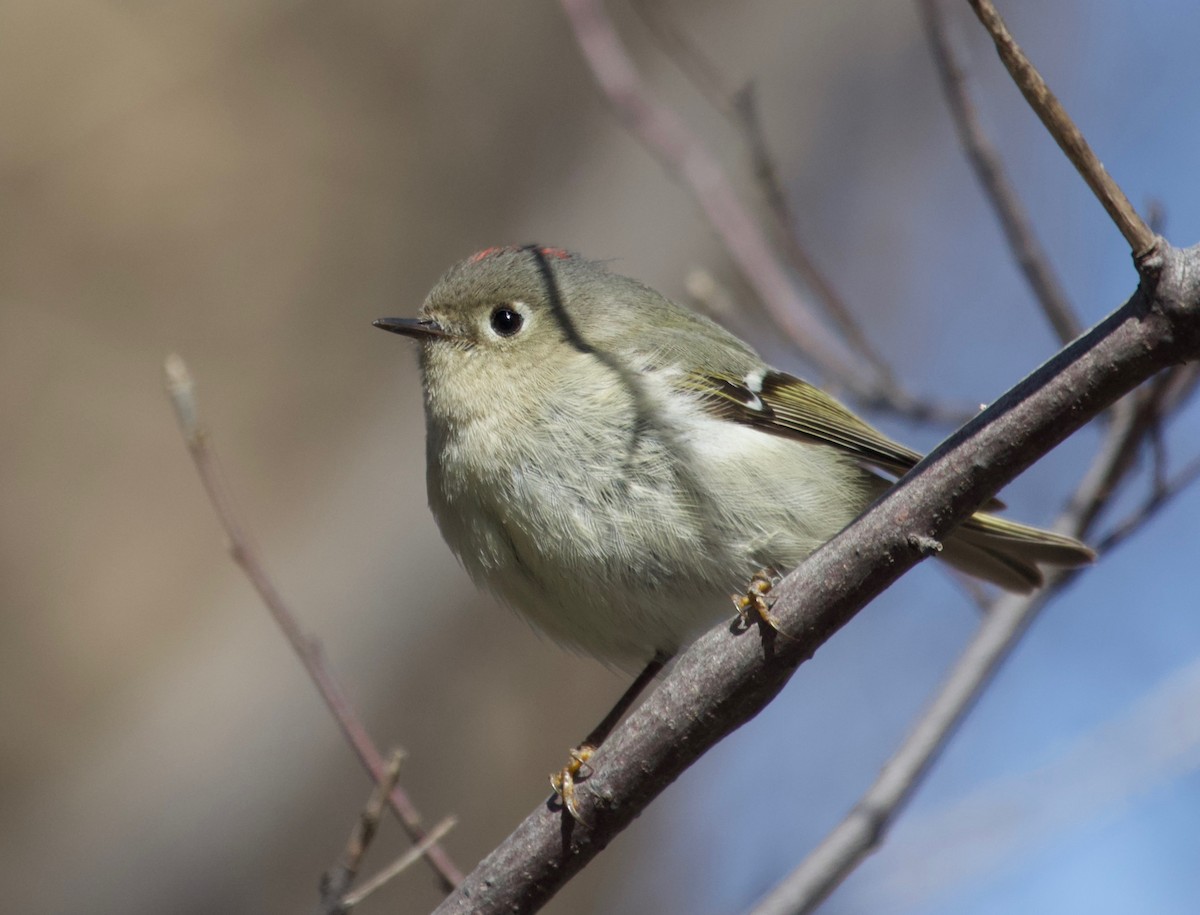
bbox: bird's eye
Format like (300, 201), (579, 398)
(490, 306), (524, 337)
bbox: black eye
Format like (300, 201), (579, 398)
(490, 306), (524, 337)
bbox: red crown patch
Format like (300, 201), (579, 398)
(468, 245), (571, 264)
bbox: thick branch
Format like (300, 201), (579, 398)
(432, 243), (1200, 914)
(744, 362), (1173, 914)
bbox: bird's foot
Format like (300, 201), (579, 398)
(550, 744), (595, 823)
(732, 569), (789, 635)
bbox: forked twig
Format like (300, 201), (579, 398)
(164, 355), (462, 892)
(341, 817), (459, 910)
(318, 749), (408, 914)
(559, 0), (861, 386)
(1097, 452), (1200, 554)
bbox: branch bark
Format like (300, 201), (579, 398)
(431, 242), (1200, 913)
(742, 357), (1195, 914)
(426, 5), (1196, 910)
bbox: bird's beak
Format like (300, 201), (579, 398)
(373, 317), (450, 340)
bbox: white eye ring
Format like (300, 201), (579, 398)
(489, 302), (526, 337)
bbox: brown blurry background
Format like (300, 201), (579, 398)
(9, 2), (1195, 914)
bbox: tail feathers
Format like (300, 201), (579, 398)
(942, 512), (1096, 594)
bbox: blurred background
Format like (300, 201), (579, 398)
(3, 1), (1200, 912)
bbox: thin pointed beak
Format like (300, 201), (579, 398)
(373, 317), (450, 340)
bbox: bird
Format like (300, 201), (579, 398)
(375, 244), (1093, 815)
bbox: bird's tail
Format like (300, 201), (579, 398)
(941, 512), (1095, 593)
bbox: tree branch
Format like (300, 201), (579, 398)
(318, 749), (407, 915)
(340, 817), (459, 910)
(632, 0), (906, 392)
(967, 0), (1156, 258)
(918, 0), (1082, 344)
(740, 6), (1200, 904)
(425, 6), (1195, 910)
(560, 0), (932, 413)
(430, 238), (1200, 913)
(1097, 451), (1200, 554)
(164, 356), (463, 893)
(743, 358), (1181, 914)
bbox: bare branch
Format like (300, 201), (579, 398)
(560, 0), (895, 405)
(1062, 364), (1200, 532)
(318, 749), (407, 915)
(1097, 452), (1200, 554)
(967, 0), (1157, 258)
(630, 0), (729, 110)
(164, 356), (463, 892)
(918, 0), (1082, 344)
(633, 1), (903, 390)
(430, 239), (1200, 914)
(341, 817), (459, 910)
(845, 654), (1200, 911)
(743, 369), (1162, 914)
(746, 326), (1200, 912)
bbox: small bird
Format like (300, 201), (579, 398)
(376, 245), (1093, 813)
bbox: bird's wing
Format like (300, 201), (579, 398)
(684, 368), (934, 478)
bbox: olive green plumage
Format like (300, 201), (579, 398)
(377, 246), (1093, 665)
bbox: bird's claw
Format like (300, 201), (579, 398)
(732, 569), (787, 633)
(550, 745), (595, 822)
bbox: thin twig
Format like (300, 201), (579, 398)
(1147, 362), (1200, 488)
(918, 0), (1082, 344)
(630, 0), (728, 107)
(633, 1), (903, 388)
(560, 0), (902, 407)
(1063, 364), (1200, 531)
(341, 817), (459, 910)
(318, 749), (407, 915)
(163, 355), (463, 892)
(1097, 453), (1200, 554)
(967, 0), (1157, 258)
(1059, 395), (1142, 533)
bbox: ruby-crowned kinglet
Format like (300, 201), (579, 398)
(376, 245), (1093, 667)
